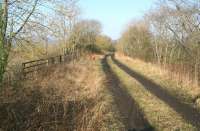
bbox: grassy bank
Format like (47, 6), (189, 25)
(107, 56), (197, 131)
(115, 54), (200, 106)
(0, 55), (123, 131)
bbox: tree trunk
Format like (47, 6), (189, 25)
(0, 46), (10, 86)
(0, 0), (9, 86)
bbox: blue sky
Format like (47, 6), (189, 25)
(78, 0), (155, 40)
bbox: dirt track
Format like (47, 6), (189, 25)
(101, 55), (153, 131)
(111, 55), (200, 129)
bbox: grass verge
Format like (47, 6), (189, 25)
(115, 54), (200, 106)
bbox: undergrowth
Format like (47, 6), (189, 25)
(0, 55), (123, 131)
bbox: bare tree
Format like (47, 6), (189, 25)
(149, 0), (200, 84)
(68, 19), (102, 53)
(117, 20), (152, 61)
(49, 0), (80, 53)
(0, 0), (40, 85)
(117, 0), (200, 85)
(0, 0), (80, 86)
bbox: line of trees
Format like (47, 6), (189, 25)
(117, 0), (200, 86)
(0, 0), (114, 86)
(0, 0), (74, 85)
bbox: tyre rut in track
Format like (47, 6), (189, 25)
(112, 56), (200, 129)
(101, 55), (153, 131)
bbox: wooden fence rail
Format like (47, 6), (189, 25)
(22, 53), (78, 78)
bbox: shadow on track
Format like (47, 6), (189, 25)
(112, 55), (200, 129)
(101, 55), (154, 131)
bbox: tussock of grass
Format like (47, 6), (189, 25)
(0, 55), (123, 131)
(107, 56), (197, 131)
(116, 54), (200, 105)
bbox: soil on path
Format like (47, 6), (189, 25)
(101, 55), (153, 131)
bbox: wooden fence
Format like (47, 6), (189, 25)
(22, 53), (78, 78)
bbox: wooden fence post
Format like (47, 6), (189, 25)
(51, 57), (55, 64)
(22, 63), (26, 78)
(21, 50), (77, 79)
(60, 55), (62, 63)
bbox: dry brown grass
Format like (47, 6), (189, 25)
(0, 55), (123, 131)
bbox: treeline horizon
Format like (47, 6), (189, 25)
(0, 0), (199, 87)
(116, 0), (200, 86)
(0, 0), (115, 86)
